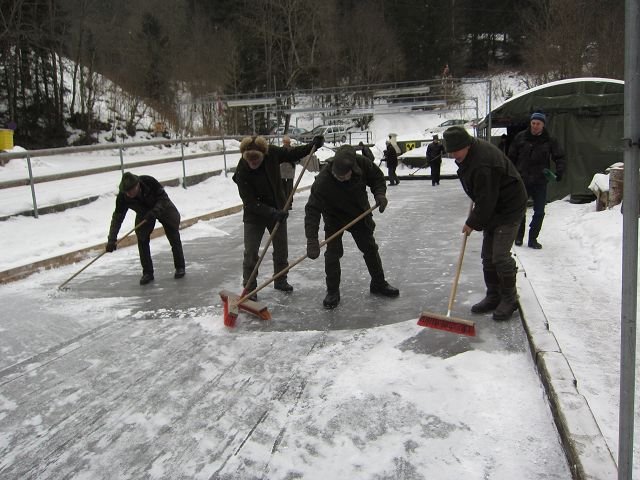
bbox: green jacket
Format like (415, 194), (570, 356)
(456, 138), (527, 231)
(305, 154), (386, 238)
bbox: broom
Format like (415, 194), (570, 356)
(221, 204), (379, 327)
(417, 229), (476, 337)
(220, 144), (318, 326)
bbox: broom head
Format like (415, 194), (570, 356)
(417, 311), (476, 337)
(219, 289), (272, 327)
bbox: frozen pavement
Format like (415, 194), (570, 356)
(0, 181), (575, 479)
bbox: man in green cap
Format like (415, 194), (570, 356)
(106, 172), (185, 285)
(304, 144), (399, 309)
(443, 126), (527, 321)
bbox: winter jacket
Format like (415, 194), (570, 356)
(361, 145), (375, 162)
(426, 141), (446, 166)
(383, 143), (398, 168)
(508, 128), (565, 185)
(233, 142), (314, 224)
(108, 175), (179, 241)
(305, 154), (386, 238)
(456, 138), (527, 231)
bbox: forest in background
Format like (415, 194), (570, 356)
(0, 0), (625, 148)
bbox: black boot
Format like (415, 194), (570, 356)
(370, 281), (400, 297)
(140, 273), (154, 285)
(323, 290), (340, 309)
(274, 278), (293, 292)
(528, 239), (542, 249)
(493, 271), (519, 321)
(471, 269), (500, 313)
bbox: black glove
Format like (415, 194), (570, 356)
(307, 238), (320, 259)
(271, 209), (289, 223)
(555, 172), (563, 182)
(145, 211), (156, 222)
(375, 194), (388, 213)
(105, 240), (117, 253)
(312, 135), (325, 150)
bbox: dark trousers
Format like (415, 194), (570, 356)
(480, 221), (519, 275)
(135, 210), (184, 275)
(431, 161), (441, 185)
(388, 165), (399, 185)
(324, 225), (385, 292)
(242, 220), (289, 291)
(517, 182), (547, 242)
(282, 178), (294, 208)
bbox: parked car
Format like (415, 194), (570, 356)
(272, 126), (309, 138)
(425, 119), (467, 137)
(298, 124), (349, 144)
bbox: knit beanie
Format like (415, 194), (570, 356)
(240, 136), (269, 162)
(443, 126), (472, 153)
(332, 145), (357, 176)
(119, 172), (139, 192)
(530, 112), (546, 123)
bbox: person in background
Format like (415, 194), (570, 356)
(106, 172), (185, 285)
(233, 134), (323, 298)
(497, 134), (508, 154)
(279, 134), (295, 209)
(383, 133), (400, 186)
(508, 111), (565, 249)
(443, 126), (527, 321)
(304, 145), (399, 309)
(426, 134), (446, 186)
(358, 141), (375, 162)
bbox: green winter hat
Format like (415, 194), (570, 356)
(119, 172), (139, 192)
(443, 126), (472, 153)
(331, 145), (361, 176)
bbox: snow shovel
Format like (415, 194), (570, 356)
(221, 203), (379, 327)
(58, 219), (147, 290)
(417, 208), (476, 336)
(220, 144), (318, 326)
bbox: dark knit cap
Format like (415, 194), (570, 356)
(530, 111), (546, 123)
(119, 172), (139, 192)
(332, 145), (357, 176)
(443, 126), (472, 153)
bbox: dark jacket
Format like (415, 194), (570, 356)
(456, 138), (527, 231)
(361, 145), (375, 162)
(426, 141), (446, 165)
(383, 143), (398, 168)
(508, 128), (565, 185)
(305, 154), (386, 238)
(233, 143), (314, 224)
(108, 175), (179, 241)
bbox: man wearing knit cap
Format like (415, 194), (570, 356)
(233, 134), (323, 298)
(106, 172), (185, 285)
(443, 126), (527, 321)
(508, 111), (565, 249)
(304, 144), (399, 309)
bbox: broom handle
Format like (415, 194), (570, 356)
(242, 143), (318, 293)
(58, 219), (147, 290)
(238, 203), (378, 304)
(446, 201), (474, 316)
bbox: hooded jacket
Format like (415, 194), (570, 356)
(233, 142), (314, 224)
(456, 138), (527, 231)
(305, 154), (386, 238)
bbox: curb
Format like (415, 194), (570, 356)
(516, 266), (618, 480)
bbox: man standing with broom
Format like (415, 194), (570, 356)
(442, 126), (527, 321)
(304, 144), (399, 309)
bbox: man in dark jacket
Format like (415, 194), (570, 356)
(508, 111), (565, 249)
(304, 145), (399, 309)
(443, 126), (527, 321)
(426, 134), (446, 186)
(233, 135), (322, 298)
(106, 172), (185, 285)
(382, 138), (400, 186)
(358, 141), (375, 162)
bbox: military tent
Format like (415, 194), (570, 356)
(477, 77), (624, 202)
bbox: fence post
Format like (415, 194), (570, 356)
(222, 136), (228, 177)
(119, 147), (124, 173)
(26, 153), (39, 219)
(180, 140), (187, 188)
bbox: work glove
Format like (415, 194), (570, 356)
(271, 208), (289, 223)
(375, 194), (388, 213)
(312, 135), (325, 150)
(307, 238), (321, 259)
(145, 211), (156, 222)
(105, 240), (117, 253)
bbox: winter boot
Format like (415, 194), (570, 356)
(323, 289), (340, 309)
(174, 267), (186, 279)
(528, 239), (543, 249)
(471, 269), (500, 313)
(370, 281), (400, 297)
(493, 271), (519, 321)
(274, 278), (294, 292)
(139, 273), (154, 285)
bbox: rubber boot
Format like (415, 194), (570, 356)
(493, 271), (519, 321)
(471, 269), (500, 313)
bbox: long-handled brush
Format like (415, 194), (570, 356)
(417, 230), (476, 337)
(220, 144), (318, 327)
(221, 203), (379, 327)
(58, 219), (147, 290)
